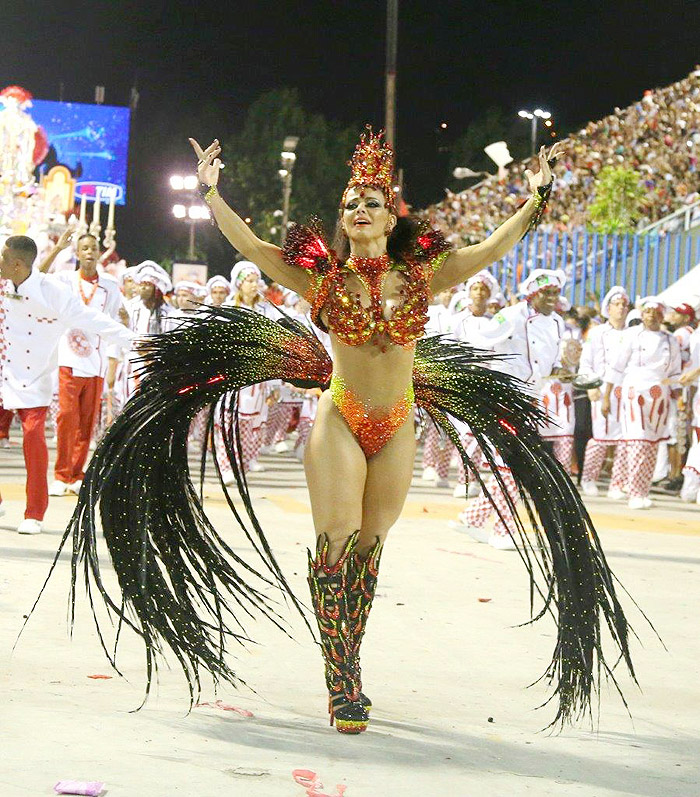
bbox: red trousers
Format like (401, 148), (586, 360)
(54, 367), (103, 484)
(0, 406), (13, 439)
(0, 407), (49, 520)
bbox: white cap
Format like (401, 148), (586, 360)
(520, 268), (566, 299)
(134, 261), (172, 294)
(174, 280), (206, 298)
(206, 275), (231, 294)
(465, 270), (499, 296)
(600, 285), (629, 318)
(230, 261), (261, 289)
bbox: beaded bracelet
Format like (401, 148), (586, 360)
(202, 185), (219, 205)
(527, 180), (553, 231)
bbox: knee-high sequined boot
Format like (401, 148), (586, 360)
(347, 537), (384, 715)
(307, 532), (369, 734)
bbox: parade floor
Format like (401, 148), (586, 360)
(1, 440), (699, 796)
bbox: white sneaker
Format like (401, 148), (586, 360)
(221, 471), (236, 486)
(581, 480), (599, 497)
(247, 460), (266, 473)
(274, 440), (289, 453)
(421, 466), (438, 482)
(258, 445), (274, 456)
(294, 444), (305, 462)
(489, 533), (517, 551)
(467, 526), (491, 544)
(68, 480), (82, 495)
(628, 497), (650, 510)
(435, 478), (449, 489)
(453, 483), (466, 498)
(18, 518), (42, 535)
(0, 438), (9, 448)
(467, 481), (481, 498)
(607, 487), (626, 500)
(48, 480), (69, 496)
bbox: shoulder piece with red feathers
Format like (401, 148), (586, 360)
(400, 221), (451, 271)
(282, 217), (337, 274)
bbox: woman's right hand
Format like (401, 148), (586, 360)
(189, 138), (223, 187)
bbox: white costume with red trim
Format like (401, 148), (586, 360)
(464, 300), (564, 538)
(605, 327), (682, 444)
(580, 323), (626, 442)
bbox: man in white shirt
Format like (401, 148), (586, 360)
(0, 235), (134, 534)
(49, 234), (125, 496)
(452, 268), (565, 549)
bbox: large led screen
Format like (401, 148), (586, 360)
(30, 99), (131, 205)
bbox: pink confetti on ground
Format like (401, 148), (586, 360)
(292, 769), (347, 796)
(194, 700), (254, 718)
(54, 781), (104, 796)
(86, 675), (112, 680)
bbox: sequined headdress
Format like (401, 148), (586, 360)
(342, 126), (396, 213)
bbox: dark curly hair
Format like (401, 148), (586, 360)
(332, 214), (427, 263)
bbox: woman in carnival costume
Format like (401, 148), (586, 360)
(44, 129), (639, 735)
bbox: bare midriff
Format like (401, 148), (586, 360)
(330, 334), (415, 409)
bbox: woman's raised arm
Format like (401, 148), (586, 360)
(190, 138), (311, 296)
(430, 143), (563, 293)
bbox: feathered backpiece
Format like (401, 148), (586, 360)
(341, 126), (396, 212)
(412, 336), (649, 729)
(28, 306), (333, 706)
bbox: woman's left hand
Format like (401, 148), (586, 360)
(524, 142), (565, 192)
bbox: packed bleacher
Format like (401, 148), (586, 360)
(426, 67), (700, 246)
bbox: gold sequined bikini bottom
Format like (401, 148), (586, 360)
(329, 374), (414, 458)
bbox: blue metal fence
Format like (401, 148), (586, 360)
(490, 229), (700, 303)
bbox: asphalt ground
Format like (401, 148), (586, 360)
(1, 436), (699, 797)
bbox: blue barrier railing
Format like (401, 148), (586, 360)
(490, 229), (700, 302)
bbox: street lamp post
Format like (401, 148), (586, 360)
(170, 174), (210, 259)
(279, 136), (299, 243)
(518, 108), (551, 157)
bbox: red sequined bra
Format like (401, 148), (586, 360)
(282, 220), (451, 348)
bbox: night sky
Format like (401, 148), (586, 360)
(4, 0), (699, 268)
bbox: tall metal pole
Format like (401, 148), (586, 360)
(281, 172), (292, 243)
(188, 221), (195, 260)
(385, 0), (398, 149)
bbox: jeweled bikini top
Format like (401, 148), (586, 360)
(282, 219), (451, 348)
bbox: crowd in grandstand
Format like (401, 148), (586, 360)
(428, 67), (700, 246)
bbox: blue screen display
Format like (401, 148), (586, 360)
(30, 99), (131, 205)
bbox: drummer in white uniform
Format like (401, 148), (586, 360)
(48, 233), (126, 497)
(0, 235), (133, 534)
(602, 297), (682, 509)
(579, 286), (630, 498)
(451, 270), (500, 497)
(452, 268), (565, 549)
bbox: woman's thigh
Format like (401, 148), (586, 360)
(304, 391), (367, 540)
(358, 410), (417, 552)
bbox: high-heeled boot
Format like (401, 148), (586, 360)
(347, 537), (383, 715)
(307, 532), (369, 734)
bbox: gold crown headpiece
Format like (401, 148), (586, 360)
(342, 126), (396, 212)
